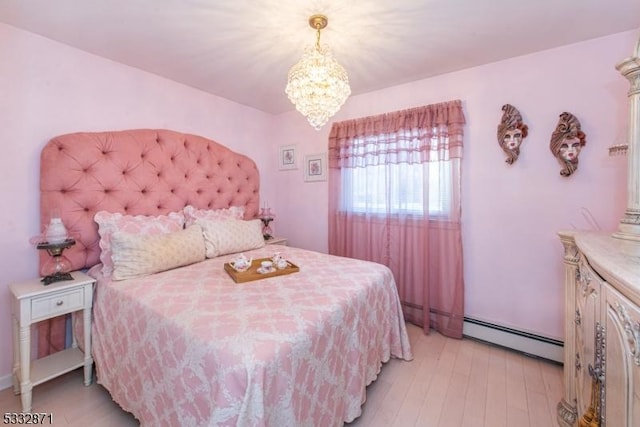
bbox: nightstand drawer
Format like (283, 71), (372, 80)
(31, 288), (84, 320)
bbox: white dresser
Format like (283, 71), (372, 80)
(557, 232), (640, 426)
(557, 34), (640, 427)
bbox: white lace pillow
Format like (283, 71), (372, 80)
(183, 205), (245, 226)
(94, 210), (185, 277)
(197, 218), (265, 258)
(111, 224), (206, 281)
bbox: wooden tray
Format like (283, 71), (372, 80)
(224, 257), (300, 283)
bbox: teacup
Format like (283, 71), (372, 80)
(261, 260), (273, 271)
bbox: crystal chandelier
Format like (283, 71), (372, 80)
(285, 15), (351, 130)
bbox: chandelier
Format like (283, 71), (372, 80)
(285, 14), (351, 130)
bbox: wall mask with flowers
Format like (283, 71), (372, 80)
(497, 104), (529, 165)
(550, 112), (586, 177)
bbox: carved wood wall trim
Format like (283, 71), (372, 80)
(614, 36), (640, 240)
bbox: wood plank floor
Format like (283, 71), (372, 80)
(0, 323), (563, 426)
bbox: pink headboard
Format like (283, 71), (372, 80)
(40, 129), (260, 272)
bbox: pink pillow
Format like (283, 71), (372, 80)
(94, 210), (185, 277)
(183, 205), (245, 226)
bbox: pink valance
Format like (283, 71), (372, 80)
(328, 100), (465, 168)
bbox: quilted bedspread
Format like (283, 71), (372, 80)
(89, 246), (412, 426)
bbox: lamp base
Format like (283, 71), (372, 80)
(260, 217), (274, 241)
(41, 272), (73, 286)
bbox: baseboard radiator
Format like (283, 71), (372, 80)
(0, 317), (565, 391)
(463, 317), (563, 364)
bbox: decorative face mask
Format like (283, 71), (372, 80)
(559, 137), (583, 162)
(550, 112), (586, 177)
(497, 104), (528, 165)
(503, 128), (524, 150)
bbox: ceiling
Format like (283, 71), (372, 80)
(1, 0), (639, 114)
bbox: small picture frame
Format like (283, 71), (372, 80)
(304, 153), (327, 182)
(279, 145), (297, 170)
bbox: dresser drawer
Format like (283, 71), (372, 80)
(31, 288), (85, 321)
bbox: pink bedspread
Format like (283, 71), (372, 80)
(89, 246), (412, 426)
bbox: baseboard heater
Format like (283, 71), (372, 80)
(463, 317), (564, 364)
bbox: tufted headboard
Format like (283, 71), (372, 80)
(39, 129), (260, 273)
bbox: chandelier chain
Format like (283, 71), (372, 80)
(315, 27), (321, 50)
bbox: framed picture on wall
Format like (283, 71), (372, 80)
(279, 145), (297, 170)
(304, 153), (327, 182)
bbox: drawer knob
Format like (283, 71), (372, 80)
(56, 300), (64, 306)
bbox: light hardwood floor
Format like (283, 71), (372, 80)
(1, 323), (563, 426)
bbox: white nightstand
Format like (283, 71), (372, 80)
(10, 271), (95, 412)
(265, 237), (288, 246)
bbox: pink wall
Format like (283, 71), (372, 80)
(0, 23), (277, 384)
(271, 29), (638, 342)
(1, 20), (637, 385)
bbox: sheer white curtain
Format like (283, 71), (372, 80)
(328, 100), (465, 337)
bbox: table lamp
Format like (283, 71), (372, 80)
(33, 214), (76, 285)
(259, 206), (275, 240)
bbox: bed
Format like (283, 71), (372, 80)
(39, 129), (412, 426)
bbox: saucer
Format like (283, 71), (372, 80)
(257, 266), (275, 274)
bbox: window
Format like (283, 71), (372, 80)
(339, 138), (453, 218)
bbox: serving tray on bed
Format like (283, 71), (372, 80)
(224, 257), (300, 283)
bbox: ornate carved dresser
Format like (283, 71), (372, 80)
(557, 35), (640, 427)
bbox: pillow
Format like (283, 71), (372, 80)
(94, 210), (185, 277)
(197, 218), (265, 258)
(183, 205), (245, 226)
(111, 224), (206, 281)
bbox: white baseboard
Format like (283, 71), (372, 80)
(463, 317), (564, 364)
(0, 373), (13, 391)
